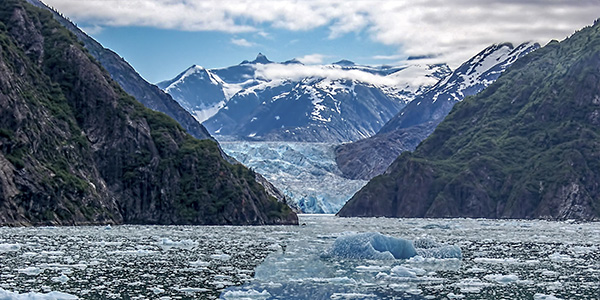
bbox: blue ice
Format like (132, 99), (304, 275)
(324, 232), (461, 260)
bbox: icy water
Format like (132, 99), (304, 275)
(0, 215), (598, 300)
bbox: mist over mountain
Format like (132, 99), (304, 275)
(159, 54), (451, 143)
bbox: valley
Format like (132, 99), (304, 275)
(161, 46), (538, 213)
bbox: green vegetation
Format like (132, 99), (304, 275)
(343, 20), (600, 220)
(0, 0), (295, 225)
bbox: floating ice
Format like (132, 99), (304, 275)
(157, 238), (198, 250)
(0, 288), (78, 299)
(390, 266), (418, 278)
(549, 252), (573, 262)
(323, 232), (415, 260)
(453, 278), (491, 293)
(484, 274), (519, 284)
(541, 270), (559, 277)
(323, 232), (461, 260)
(0, 243), (21, 252)
(330, 293), (378, 299)
(189, 260), (210, 267)
(17, 266), (44, 276)
(51, 274), (70, 284)
(177, 287), (210, 293)
(473, 257), (520, 264)
(221, 289), (270, 300)
(210, 254), (232, 261)
(534, 294), (564, 300)
(447, 292), (465, 299)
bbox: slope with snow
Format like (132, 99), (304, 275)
(159, 54), (450, 143)
(337, 42), (540, 180)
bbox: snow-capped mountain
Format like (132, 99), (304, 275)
(159, 54), (450, 143)
(157, 65), (227, 123)
(337, 42), (540, 180)
(379, 42), (540, 132)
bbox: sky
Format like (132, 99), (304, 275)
(42, 0), (600, 84)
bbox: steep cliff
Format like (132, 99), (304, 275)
(25, 0), (212, 141)
(338, 21), (600, 220)
(336, 43), (539, 180)
(0, 0), (297, 226)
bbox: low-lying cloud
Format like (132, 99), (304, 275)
(42, 0), (600, 67)
(252, 63), (439, 89)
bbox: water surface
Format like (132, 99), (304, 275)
(0, 215), (598, 299)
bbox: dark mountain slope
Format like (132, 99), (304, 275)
(0, 0), (296, 225)
(338, 21), (600, 220)
(336, 43), (539, 180)
(25, 0), (212, 141)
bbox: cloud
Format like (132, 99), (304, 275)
(252, 63), (439, 89)
(43, 0), (600, 67)
(297, 54), (327, 64)
(231, 38), (255, 47)
(79, 24), (103, 35)
(372, 54), (406, 61)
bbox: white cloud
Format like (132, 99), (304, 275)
(297, 54), (327, 64)
(252, 63), (438, 89)
(79, 24), (103, 35)
(43, 0), (600, 67)
(372, 54), (406, 61)
(231, 38), (255, 47)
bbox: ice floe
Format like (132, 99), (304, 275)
(0, 288), (78, 299)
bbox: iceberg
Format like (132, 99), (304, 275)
(0, 243), (21, 252)
(324, 232), (461, 260)
(0, 288), (78, 300)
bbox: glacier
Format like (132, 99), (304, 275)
(220, 142), (367, 213)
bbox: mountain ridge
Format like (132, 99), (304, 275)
(24, 0), (213, 141)
(0, 0), (297, 226)
(336, 42), (539, 180)
(160, 55), (451, 143)
(338, 22), (600, 220)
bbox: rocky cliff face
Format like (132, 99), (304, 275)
(336, 43), (539, 180)
(25, 0), (212, 141)
(338, 21), (600, 220)
(0, 0), (297, 226)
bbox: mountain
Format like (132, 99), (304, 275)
(336, 42), (540, 180)
(0, 0), (297, 226)
(25, 0), (212, 141)
(159, 54), (451, 143)
(157, 65), (227, 123)
(338, 21), (600, 220)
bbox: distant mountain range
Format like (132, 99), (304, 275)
(159, 54), (451, 143)
(336, 42), (540, 180)
(339, 20), (600, 220)
(159, 44), (541, 213)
